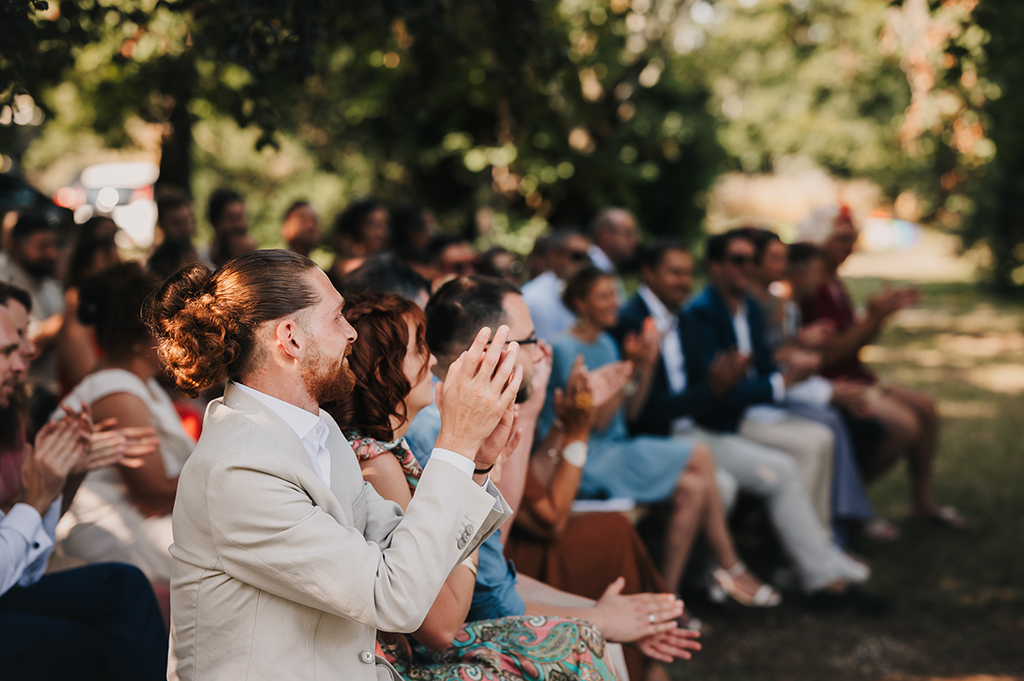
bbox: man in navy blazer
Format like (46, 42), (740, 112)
(611, 240), (870, 595)
(686, 230), (836, 525)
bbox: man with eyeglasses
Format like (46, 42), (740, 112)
(521, 228), (593, 343)
(687, 229), (837, 527)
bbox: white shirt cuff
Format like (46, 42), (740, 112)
(430, 449), (502, 508)
(4, 503), (54, 560)
(769, 372), (787, 402)
(430, 448), (476, 477)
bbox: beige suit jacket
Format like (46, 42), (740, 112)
(167, 384), (511, 681)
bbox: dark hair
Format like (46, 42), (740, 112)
(706, 229), (756, 264)
(68, 216), (118, 290)
(78, 262), (160, 358)
(638, 239), (689, 271)
(10, 213), (56, 244)
(425, 275), (520, 358)
(146, 249), (321, 397)
(427, 233), (471, 262)
(207, 188), (244, 227)
(283, 200), (311, 222)
(477, 247), (523, 280)
(787, 242), (825, 268)
(562, 264), (611, 315)
(325, 292), (429, 442)
(333, 198), (384, 247)
(147, 238), (198, 281)
(736, 227), (782, 265)
(337, 253), (429, 303)
(0, 282), (32, 314)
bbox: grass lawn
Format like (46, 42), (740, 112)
(667, 278), (1024, 681)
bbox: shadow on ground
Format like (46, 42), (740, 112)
(668, 279), (1024, 681)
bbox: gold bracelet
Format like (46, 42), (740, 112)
(461, 557), (479, 578)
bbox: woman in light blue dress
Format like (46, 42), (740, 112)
(543, 266), (779, 605)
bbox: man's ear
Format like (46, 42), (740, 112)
(273, 318), (304, 361)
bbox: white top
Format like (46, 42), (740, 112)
(522, 271), (577, 343)
(0, 498), (61, 596)
(639, 286), (696, 433)
(56, 369), (196, 511)
(730, 301), (787, 424)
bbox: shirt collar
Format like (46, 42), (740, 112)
(233, 381), (322, 441)
(638, 285), (677, 331)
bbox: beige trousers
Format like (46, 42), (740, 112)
(738, 414), (835, 527)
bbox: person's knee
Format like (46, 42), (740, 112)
(687, 442), (714, 473)
(673, 470), (707, 507)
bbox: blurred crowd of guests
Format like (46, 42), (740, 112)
(0, 189), (962, 680)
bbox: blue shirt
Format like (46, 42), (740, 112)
(405, 386), (527, 621)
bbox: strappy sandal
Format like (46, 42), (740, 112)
(910, 506), (969, 529)
(710, 562), (781, 608)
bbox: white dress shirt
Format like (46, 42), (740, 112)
(233, 382), (490, 489)
(730, 302), (787, 424)
(521, 271), (577, 343)
(638, 286), (695, 433)
(0, 497), (62, 596)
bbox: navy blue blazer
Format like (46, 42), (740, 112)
(611, 294), (717, 437)
(685, 285), (777, 433)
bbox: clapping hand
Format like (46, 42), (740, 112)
(587, 361), (633, 407)
(435, 325), (524, 467)
(553, 355), (595, 439)
(707, 350), (749, 396)
(798, 319), (836, 349)
(20, 417), (90, 515)
(622, 316), (660, 369)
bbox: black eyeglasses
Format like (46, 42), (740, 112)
(567, 250), (590, 263)
(727, 254), (755, 267)
(486, 333), (540, 347)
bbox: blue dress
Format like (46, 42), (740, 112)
(544, 332), (695, 503)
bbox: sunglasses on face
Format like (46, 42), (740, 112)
(727, 254), (755, 267)
(567, 250), (590, 263)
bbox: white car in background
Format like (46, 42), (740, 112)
(54, 161), (160, 249)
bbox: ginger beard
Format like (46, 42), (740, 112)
(302, 342), (356, 405)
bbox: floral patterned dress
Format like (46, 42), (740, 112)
(349, 434), (619, 681)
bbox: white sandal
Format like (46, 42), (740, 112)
(710, 561), (781, 607)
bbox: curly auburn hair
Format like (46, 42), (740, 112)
(146, 249), (320, 397)
(325, 292), (430, 443)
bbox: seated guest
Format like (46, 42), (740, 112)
(327, 292), (626, 680)
(155, 189), (196, 245)
(743, 229), (881, 544)
(205, 188), (251, 270)
(687, 230), (835, 526)
(796, 206), (962, 527)
(429, 234), (479, 281)
(522, 228), (593, 342)
(616, 242), (871, 594)
(328, 198), (390, 283)
(149, 250), (519, 680)
(407, 276), (702, 673)
(56, 216), (122, 393)
(55, 263), (196, 584)
(0, 302), (167, 681)
(478, 246), (524, 285)
(550, 266), (779, 605)
(281, 200), (322, 258)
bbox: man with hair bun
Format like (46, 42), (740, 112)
(148, 249), (518, 681)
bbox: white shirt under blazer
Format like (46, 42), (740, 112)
(167, 382), (511, 681)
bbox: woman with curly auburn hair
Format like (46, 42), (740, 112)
(326, 291), (620, 681)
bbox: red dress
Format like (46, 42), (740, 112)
(800, 277), (877, 384)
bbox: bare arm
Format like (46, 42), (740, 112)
(89, 392), (178, 517)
